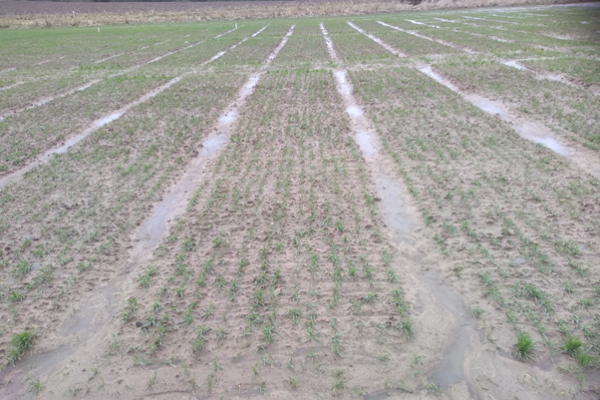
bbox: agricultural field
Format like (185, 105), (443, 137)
(0, 3), (599, 399)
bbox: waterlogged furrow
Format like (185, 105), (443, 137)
(0, 25), (239, 120)
(101, 68), (415, 400)
(347, 19), (459, 56)
(0, 26), (296, 398)
(0, 77), (181, 187)
(0, 26), (268, 184)
(136, 24), (293, 252)
(323, 23), (486, 397)
(320, 20), (393, 64)
(433, 62), (600, 158)
(0, 79), (101, 121)
(320, 23), (340, 64)
(347, 22), (406, 58)
(348, 21), (600, 179)
(347, 65), (600, 398)
(377, 20), (479, 54)
(146, 25), (238, 65)
(0, 70), (250, 398)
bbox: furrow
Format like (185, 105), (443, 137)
(377, 20), (479, 54)
(0, 26), (266, 189)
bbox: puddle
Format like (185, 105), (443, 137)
(347, 105), (362, 117)
(133, 25), (294, 255)
(1, 67), (15, 73)
(514, 121), (570, 156)
(464, 15), (518, 25)
(93, 52), (124, 64)
(347, 22), (406, 57)
(95, 111), (123, 127)
(464, 94), (509, 117)
(377, 21), (478, 54)
(502, 60), (574, 86)
(219, 111), (237, 124)
(375, 174), (416, 242)
(202, 26), (267, 66)
(434, 17), (457, 22)
(418, 65), (459, 91)
(417, 65), (578, 159)
(266, 25), (295, 64)
(320, 23), (340, 64)
(0, 77), (181, 188)
(355, 130), (377, 158)
(133, 133), (228, 249)
(420, 270), (478, 393)
(332, 70), (379, 160)
(405, 19), (428, 26)
(0, 81), (25, 93)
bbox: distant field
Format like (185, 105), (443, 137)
(0, 4), (599, 400)
(0, 0), (589, 28)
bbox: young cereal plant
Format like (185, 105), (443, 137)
(120, 297), (137, 322)
(396, 318), (414, 341)
(331, 334), (344, 357)
(386, 269), (398, 283)
(147, 371), (158, 388)
(7, 330), (35, 365)
(288, 375), (298, 389)
(213, 356), (223, 372)
(363, 292), (378, 305)
(238, 258), (249, 275)
(332, 368), (347, 395)
(562, 336), (583, 357)
(469, 305), (485, 319)
(513, 331), (534, 362)
(285, 307), (302, 324)
(28, 378), (44, 395)
(576, 352), (594, 368)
